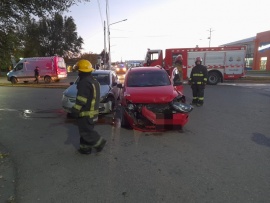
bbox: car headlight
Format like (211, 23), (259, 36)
(127, 103), (135, 110)
(62, 95), (68, 102)
(171, 102), (193, 113)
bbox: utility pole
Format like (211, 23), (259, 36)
(208, 28), (214, 47)
(108, 19), (127, 69)
(103, 21), (107, 70)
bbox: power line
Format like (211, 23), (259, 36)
(97, 0), (103, 29)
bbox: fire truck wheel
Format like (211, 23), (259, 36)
(207, 72), (220, 85)
(120, 106), (130, 128)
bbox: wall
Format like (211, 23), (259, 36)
(253, 30), (270, 70)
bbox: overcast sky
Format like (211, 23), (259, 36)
(65, 0), (270, 62)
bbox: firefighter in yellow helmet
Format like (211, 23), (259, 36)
(71, 59), (106, 154)
(189, 57), (208, 107)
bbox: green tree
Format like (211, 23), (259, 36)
(19, 17), (41, 57)
(0, 0), (90, 31)
(36, 13), (83, 57)
(0, 0), (90, 70)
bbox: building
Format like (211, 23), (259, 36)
(221, 30), (270, 71)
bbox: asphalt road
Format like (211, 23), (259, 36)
(0, 83), (270, 202)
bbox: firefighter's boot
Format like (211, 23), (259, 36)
(78, 144), (92, 154)
(196, 100), (204, 107)
(190, 99), (197, 105)
(94, 138), (107, 153)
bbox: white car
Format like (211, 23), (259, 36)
(62, 70), (120, 115)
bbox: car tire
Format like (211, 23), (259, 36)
(120, 106), (130, 128)
(66, 113), (74, 119)
(44, 76), (51, 84)
(11, 77), (17, 84)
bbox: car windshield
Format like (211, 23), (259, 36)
(127, 71), (171, 87)
(92, 73), (110, 85)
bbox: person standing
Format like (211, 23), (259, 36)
(71, 59), (106, 154)
(174, 54), (184, 81)
(34, 66), (39, 83)
(189, 57), (208, 107)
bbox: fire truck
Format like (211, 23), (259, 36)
(144, 46), (246, 85)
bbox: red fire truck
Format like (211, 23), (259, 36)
(144, 46), (246, 85)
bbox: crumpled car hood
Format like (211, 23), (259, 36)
(63, 84), (110, 98)
(125, 86), (178, 103)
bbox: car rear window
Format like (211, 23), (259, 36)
(127, 71), (170, 87)
(92, 73), (110, 85)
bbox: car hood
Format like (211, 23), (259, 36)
(63, 84), (110, 98)
(125, 86), (178, 103)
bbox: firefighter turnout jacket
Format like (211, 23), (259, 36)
(71, 72), (100, 121)
(189, 64), (208, 85)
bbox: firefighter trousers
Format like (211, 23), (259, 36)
(77, 117), (101, 146)
(191, 84), (205, 104)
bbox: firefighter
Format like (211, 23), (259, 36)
(71, 59), (106, 154)
(174, 54), (183, 81)
(189, 57), (208, 106)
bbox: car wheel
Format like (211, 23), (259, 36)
(207, 72), (220, 85)
(11, 77), (17, 84)
(120, 106), (130, 128)
(66, 113), (75, 119)
(44, 76), (51, 83)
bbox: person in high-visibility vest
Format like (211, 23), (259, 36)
(189, 57), (208, 107)
(71, 59), (106, 154)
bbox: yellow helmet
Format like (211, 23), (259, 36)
(75, 59), (94, 72)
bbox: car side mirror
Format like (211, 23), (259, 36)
(69, 82), (74, 85)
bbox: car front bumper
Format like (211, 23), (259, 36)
(62, 95), (112, 114)
(124, 105), (189, 132)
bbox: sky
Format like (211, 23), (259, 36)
(65, 0), (270, 62)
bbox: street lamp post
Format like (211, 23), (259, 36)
(108, 19), (127, 69)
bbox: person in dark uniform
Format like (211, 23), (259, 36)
(34, 66), (39, 83)
(71, 59), (106, 154)
(189, 57), (208, 107)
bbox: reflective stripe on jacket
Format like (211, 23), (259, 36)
(189, 64), (208, 85)
(71, 72), (100, 119)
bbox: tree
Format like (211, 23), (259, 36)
(36, 14), (83, 57)
(0, 0), (90, 70)
(19, 16), (41, 57)
(0, 0), (91, 31)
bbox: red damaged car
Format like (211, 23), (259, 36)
(117, 66), (193, 132)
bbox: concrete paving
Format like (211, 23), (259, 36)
(0, 70), (269, 202)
